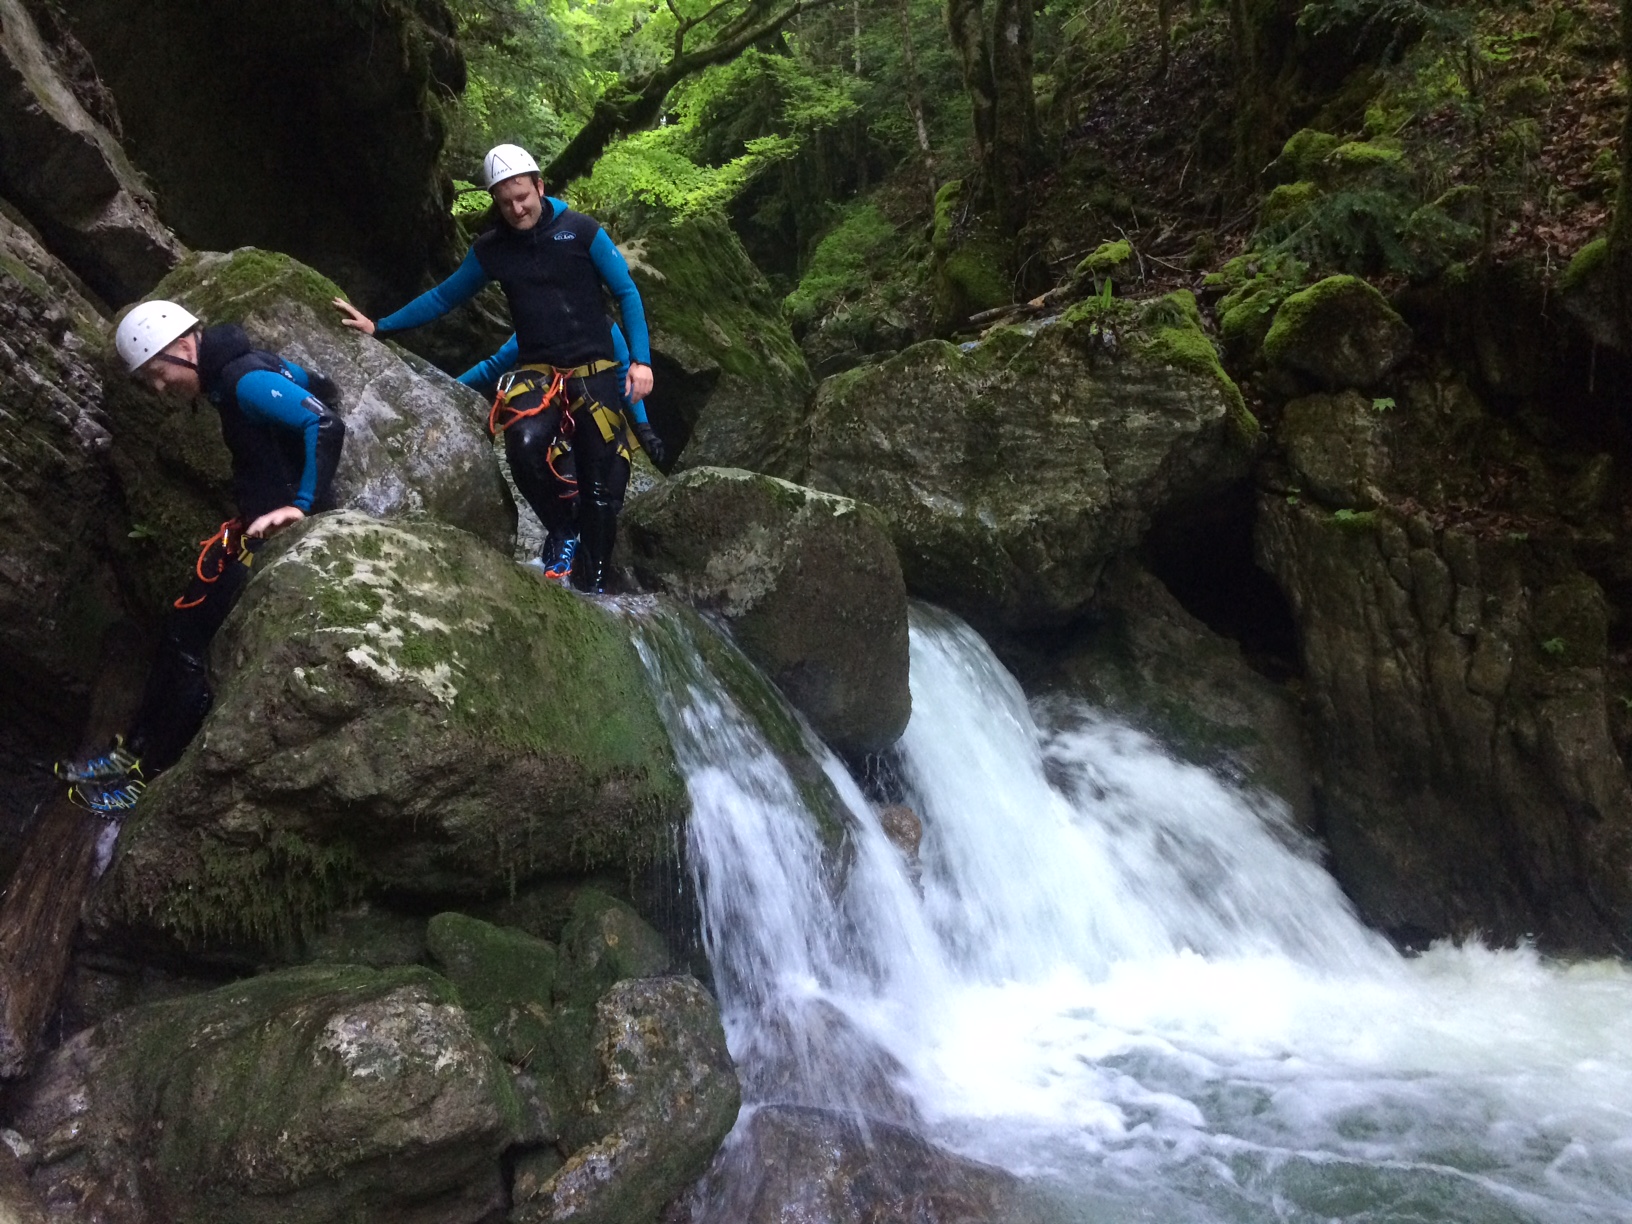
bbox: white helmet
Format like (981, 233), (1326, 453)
(116, 300), (199, 373)
(483, 143), (540, 190)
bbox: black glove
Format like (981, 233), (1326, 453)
(305, 371), (342, 410)
(633, 420), (666, 467)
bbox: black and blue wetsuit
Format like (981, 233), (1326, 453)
(128, 324), (345, 771)
(377, 197), (650, 589)
(458, 324), (651, 540)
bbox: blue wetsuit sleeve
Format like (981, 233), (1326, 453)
(279, 361), (312, 389)
(609, 323), (647, 423)
(457, 335), (518, 394)
(234, 369), (324, 512)
(376, 247), (490, 334)
(589, 230), (651, 365)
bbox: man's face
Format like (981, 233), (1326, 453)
(492, 174), (545, 230)
(139, 333), (201, 398)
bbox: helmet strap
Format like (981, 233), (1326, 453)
(150, 352), (198, 372)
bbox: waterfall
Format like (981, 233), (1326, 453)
(626, 599), (1632, 1223)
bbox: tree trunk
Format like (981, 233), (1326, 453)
(945, 0), (996, 180)
(1225, 0), (1303, 181)
(900, 0), (938, 211)
(988, 0), (1038, 232)
(1613, 0), (1632, 342)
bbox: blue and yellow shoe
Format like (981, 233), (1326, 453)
(69, 777), (146, 816)
(55, 735), (143, 785)
(543, 535), (579, 582)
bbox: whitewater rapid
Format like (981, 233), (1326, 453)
(628, 600), (1632, 1223)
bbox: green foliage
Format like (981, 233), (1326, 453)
(784, 203), (901, 329)
(1371, 396), (1396, 412)
(1541, 636), (1567, 657)
(443, 0), (594, 175)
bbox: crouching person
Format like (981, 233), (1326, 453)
(56, 300), (347, 811)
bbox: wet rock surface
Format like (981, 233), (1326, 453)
(622, 467), (911, 755)
(91, 512), (685, 951)
(9, 964), (516, 1224)
(0, 0), (182, 305)
(679, 1105), (1026, 1224)
(513, 975), (740, 1224)
(785, 293), (1257, 631)
(0, 204), (119, 740)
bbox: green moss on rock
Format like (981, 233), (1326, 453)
(1263, 180), (1321, 227)
(1263, 274), (1413, 389)
(1075, 239), (1133, 278)
(95, 513), (686, 950)
(1561, 237), (1609, 292)
(931, 180), (1011, 329)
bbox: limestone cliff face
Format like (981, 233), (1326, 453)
(1258, 383), (1632, 954)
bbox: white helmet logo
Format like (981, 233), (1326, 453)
(483, 143), (541, 190)
(115, 300), (200, 373)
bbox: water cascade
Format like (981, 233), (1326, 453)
(627, 600), (1632, 1223)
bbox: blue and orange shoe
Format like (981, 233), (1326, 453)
(55, 735), (143, 785)
(542, 535), (579, 583)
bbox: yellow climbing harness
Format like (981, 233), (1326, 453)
(487, 359), (632, 462)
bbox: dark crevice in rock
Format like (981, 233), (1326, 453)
(1140, 480), (1301, 680)
(646, 350), (719, 472)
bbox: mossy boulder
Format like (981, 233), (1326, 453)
(621, 467), (911, 755)
(0, 204), (123, 741)
(1263, 275), (1413, 389)
(0, 0), (183, 304)
(931, 179), (1011, 330)
(9, 965), (518, 1224)
(111, 246), (514, 601)
(513, 976), (739, 1224)
(784, 292), (1257, 630)
(622, 214), (814, 473)
(1264, 129), (1341, 187)
(1262, 180), (1321, 227)
(1074, 238), (1134, 290)
(91, 512), (685, 951)
(1559, 237), (1623, 350)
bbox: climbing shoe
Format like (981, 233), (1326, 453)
(542, 534), (579, 582)
(55, 735), (143, 785)
(69, 777), (146, 816)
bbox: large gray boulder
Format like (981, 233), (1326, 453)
(786, 292), (1259, 631)
(8, 965), (518, 1224)
(513, 976), (740, 1224)
(1258, 378), (1632, 953)
(91, 512), (685, 951)
(622, 467), (910, 756)
(624, 215), (814, 472)
(0, 0), (182, 305)
(151, 247), (513, 540)
(0, 204), (120, 738)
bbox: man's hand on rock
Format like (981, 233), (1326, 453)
(625, 361), (653, 403)
(332, 298), (377, 336)
(246, 506), (306, 539)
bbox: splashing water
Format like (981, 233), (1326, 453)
(626, 599), (1632, 1222)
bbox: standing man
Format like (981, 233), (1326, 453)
(56, 301), (346, 810)
(457, 320), (660, 581)
(334, 144), (659, 594)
